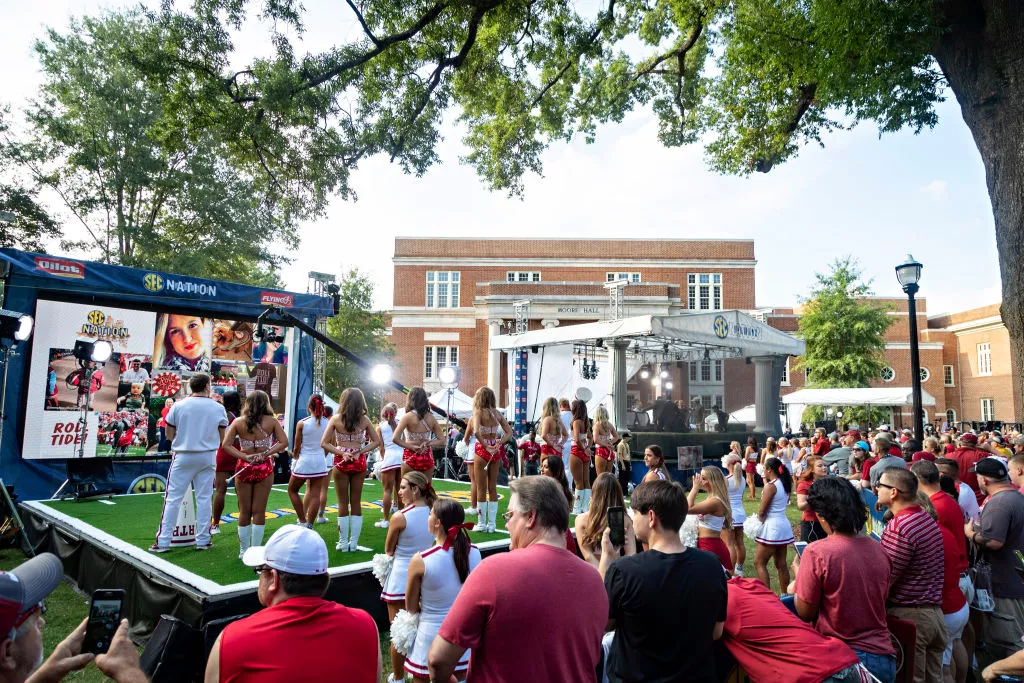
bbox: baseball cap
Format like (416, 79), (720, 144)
(991, 432), (1004, 444)
(878, 424), (890, 432)
(827, 432), (838, 439)
(0, 553), (64, 635)
(961, 433), (979, 445)
(844, 430), (862, 440)
(1014, 435), (1024, 447)
(853, 441), (870, 452)
(242, 524), (328, 575)
(976, 457), (1009, 479)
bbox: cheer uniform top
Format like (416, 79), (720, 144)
(381, 505), (434, 602)
(726, 473), (747, 525)
(404, 543), (483, 678)
(235, 424), (274, 483)
(333, 427), (367, 474)
(594, 432), (615, 461)
(292, 416), (329, 478)
(474, 414), (505, 463)
(402, 427), (435, 472)
(756, 479), (794, 546)
(379, 422), (404, 472)
(215, 412), (240, 472)
(697, 510), (734, 571)
(540, 432), (567, 457)
(745, 447), (758, 474)
(570, 425), (592, 463)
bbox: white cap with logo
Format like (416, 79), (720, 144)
(242, 524), (328, 575)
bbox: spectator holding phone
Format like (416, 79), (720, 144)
(574, 473), (631, 570)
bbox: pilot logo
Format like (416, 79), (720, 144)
(143, 273), (164, 292)
(713, 315), (729, 339)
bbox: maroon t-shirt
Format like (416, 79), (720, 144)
(939, 525), (968, 615)
(930, 491), (968, 574)
(438, 543), (607, 682)
(796, 479), (816, 522)
(723, 578), (861, 683)
(794, 534), (895, 656)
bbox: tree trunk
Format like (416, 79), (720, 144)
(933, 0), (1024, 420)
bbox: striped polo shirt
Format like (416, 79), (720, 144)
(880, 505), (944, 606)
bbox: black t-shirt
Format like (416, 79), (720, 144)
(604, 548), (727, 682)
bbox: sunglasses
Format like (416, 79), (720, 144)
(876, 482), (905, 495)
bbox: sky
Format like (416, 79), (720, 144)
(0, 1), (1001, 315)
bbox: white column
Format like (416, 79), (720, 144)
(487, 318), (502, 399)
(608, 340), (630, 430)
(541, 319), (560, 329)
(752, 356), (782, 435)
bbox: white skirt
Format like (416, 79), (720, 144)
(405, 613), (469, 678)
(291, 452), (329, 478)
(731, 504), (747, 526)
(755, 513), (794, 545)
(381, 446), (404, 472)
(381, 554), (414, 602)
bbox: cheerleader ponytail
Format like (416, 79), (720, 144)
(308, 393), (325, 425)
(434, 498), (472, 583)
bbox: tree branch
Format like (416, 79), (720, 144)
(754, 82), (818, 173)
(344, 0), (381, 47)
(632, 19), (704, 82)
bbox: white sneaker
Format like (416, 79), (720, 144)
(315, 515), (328, 525)
(734, 566), (744, 577)
(349, 541), (358, 552)
(466, 507), (479, 516)
(485, 523), (495, 533)
(374, 520), (388, 528)
(210, 526), (220, 535)
(472, 522), (485, 532)
(336, 540), (348, 551)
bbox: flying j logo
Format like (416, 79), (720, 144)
(143, 273), (164, 292)
(260, 291), (294, 307)
(34, 256), (85, 279)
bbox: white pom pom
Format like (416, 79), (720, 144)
(390, 609), (420, 655)
(455, 440), (470, 459)
(755, 464), (765, 478)
(679, 515), (699, 548)
(372, 459), (383, 479)
(743, 516), (764, 541)
(371, 553), (393, 587)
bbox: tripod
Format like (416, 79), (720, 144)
(436, 386), (461, 481)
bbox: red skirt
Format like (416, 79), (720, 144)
(745, 461), (757, 474)
(475, 441), (503, 463)
(235, 457), (273, 484)
(540, 443), (560, 457)
(334, 452), (367, 474)
(215, 447), (236, 473)
(403, 449), (434, 472)
(698, 536), (733, 572)
(595, 445), (613, 461)
(570, 444), (591, 464)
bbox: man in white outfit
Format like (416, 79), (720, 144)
(559, 398), (574, 489)
(150, 373), (228, 552)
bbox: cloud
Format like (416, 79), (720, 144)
(921, 180), (948, 201)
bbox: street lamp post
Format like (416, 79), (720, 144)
(896, 254), (924, 440)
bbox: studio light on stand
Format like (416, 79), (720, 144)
(0, 310), (33, 551)
(71, 339), (113, 460)
(437, 365), (461, 480)
(370, 363), (391, 422)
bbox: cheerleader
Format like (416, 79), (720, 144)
(569, 400), (593, 514)
(538, 397), (568, 462)
(463, 387), (514, 533)
(591, 406), (619, 477)
(463, 429), (479, 517)
(574, 473), (631, 570)
(753, 456), (794, 591)
(403, 498), (481, 682)
(381, 471), (436, 679)
(220, 390), (288, 558)
(211, 390), (241, 535)
(286, 394), (329, 527)
(315, 405), (334, 524)
(375, 403), (403, 528)
(686, 466), (734, 574)
(744, 435), (760, 500)
(321, 388), (383, 552)
(722, 451), (747, 576)
(393, 387), (445, 484)
(641, 445), (671, 483)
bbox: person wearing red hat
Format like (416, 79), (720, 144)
(950, 433), (987, 505)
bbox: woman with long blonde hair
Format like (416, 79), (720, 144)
(538, 397), (568, 460)
(591, 405), (619, 477)
(574, 473), (632, 569)
(569, 399), (593, 514)
(321, 388), (383, 552)
(687, 465), (734, 574)
(463, 386), (514, 533)
(722, 450), (747, 575)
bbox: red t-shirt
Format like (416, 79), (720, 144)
(812, 439), (831, 457)
(912, 451), (936, 462)
(219, 596), (377, 683)
(930, 491), (968, 574)
(723, 578), (861, 683)
(795, 479), (816, 522)
(860, 457), (878, 481)
(794, 534), (895, 656)
(951, 446), (986, 505)
(519, 441), (541, 461)
(939, 525), (968, 615)
(438, 543), (607, 682)
(888, 445), (902, 458)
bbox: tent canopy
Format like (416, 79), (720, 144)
(429, 387), (475, 418)
(489, 311), (804, 359)
(782, 387), (936, 407)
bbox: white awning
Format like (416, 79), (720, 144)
(781, 387), (936, 407)
(429, 387), (476, 418)
(489, 311), (804, 359)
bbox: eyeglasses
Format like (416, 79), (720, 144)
(253, 565), (272, 577)
(876, 482), (905, 495)
(13, 601), (47, 629)
(502, 510), (515, 523)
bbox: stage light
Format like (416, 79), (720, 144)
(595, 338), (604, 348)
(73, 339), (113, 363)
(639, 365), (650, 380)
(660, 364), (669, 379)
(438, 365), (460, 386)
(0, 309), (32, 344)
(370, 364), (391, 386)
(665, 381), (674, 390)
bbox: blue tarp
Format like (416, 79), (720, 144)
(0, 248), (332, 500)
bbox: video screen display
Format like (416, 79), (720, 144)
(23, 300), (291, 459)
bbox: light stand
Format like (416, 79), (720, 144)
(437, 366), (461, 481)
(0, 310), (34, 554)
(896, 255), (924, 440)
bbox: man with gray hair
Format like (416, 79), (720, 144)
(429, 476), (607, 682)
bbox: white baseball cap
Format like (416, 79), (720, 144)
(242, 524), (328, 575)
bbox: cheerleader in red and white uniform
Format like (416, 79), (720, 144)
(393, 387), (445, 485)
(375, 403), (403, 528)
(538, 397), (567, 461)
(570, 399), (593, 514)
(321, 388), (383, 552)
(591, 405), (619, 477)
(686, 466), (734, 575)
(403, 497), (482, 682)
(463, 387), (514, 533)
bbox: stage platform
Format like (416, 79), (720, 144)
(20, 479), (511, 639)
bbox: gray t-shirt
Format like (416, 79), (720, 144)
(823, 447), (852, 476)
(869, 456), (908, 488)
(979, 488), (1024, 599)
(166, 395), (229, 454)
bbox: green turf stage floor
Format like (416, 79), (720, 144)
(37, 479), (509, 587)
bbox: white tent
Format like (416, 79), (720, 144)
(429, 387), (475, 418)
(782, 387), (936, 432)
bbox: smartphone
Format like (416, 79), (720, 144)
(608, 506), (625, 547)
(82, 589), (125, 655)
(794, 541), (808, 557)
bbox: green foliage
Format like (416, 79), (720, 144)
(324, 268), (392, 411)
(0, 109), (62, 252)
(801, 404), (891, 430)
(796, 257), (893, 388)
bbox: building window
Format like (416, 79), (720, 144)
(945, 409), (956, 426)
(690, 394), (724, 409)
(606, 272), (640, 283)
(880, 367), (895, 382)
(424, 345), (459, 380)
(425, 271), (460, 308)
(944, 365), (955, 387)
(687, 273), (722, 310)
(981, 398), (995, 421)
(689, 360), (722, 384)
(977, 343), (992, 376)
(507, 271), (541, 283)
(919, 367), (930, 383)
(781, 358), (790, 386)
